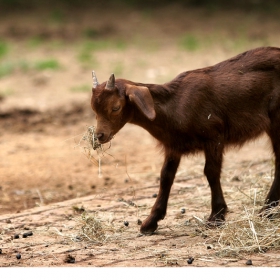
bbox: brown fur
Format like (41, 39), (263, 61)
(91, 46), (280, 234)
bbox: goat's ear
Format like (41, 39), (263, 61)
(125, 84), (156, 121)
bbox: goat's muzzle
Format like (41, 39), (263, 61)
(96, 132), (113, 144)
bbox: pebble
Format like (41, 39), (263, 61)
(181, 208), (186, 214)
(16, 253), (21, 260)
(187, 257), (194, 264)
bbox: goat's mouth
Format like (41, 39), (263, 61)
(97, 133), (114, 144)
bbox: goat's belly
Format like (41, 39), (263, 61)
(225, 114), (270, 145)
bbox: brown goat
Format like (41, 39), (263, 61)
(91, 46), (280, 234)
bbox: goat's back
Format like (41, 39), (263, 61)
(163, 47), (280, 149)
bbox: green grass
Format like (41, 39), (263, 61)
(82, 40), (110, 52)
(34, 59), (61, 71)
(0, 62), (14, 78)
(0, 40), (9, 59)
(0, 60), (31, 78)
(27, 36), (45, 48)
(76, 39), (127, 69)
(179, 34), (200, 51)
(18, 60), (31, 72)
(0, 58), (61, 79)
(77, 50), (98, 68)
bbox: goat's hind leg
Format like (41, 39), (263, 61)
(204, 143), (228, 226)
(261, 127), (280, 216)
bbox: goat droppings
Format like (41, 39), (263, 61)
(16, 253), (21, 260)
(22, 231), (33, 238)
(64, 254), (75, 263)
(124, 221), (129, 227)
(246, 259), (253, 265)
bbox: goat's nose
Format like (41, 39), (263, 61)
(96, 133), (104, 141)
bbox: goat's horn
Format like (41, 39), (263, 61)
(105, 73), (115, 90)
(92, 71), (99, 88)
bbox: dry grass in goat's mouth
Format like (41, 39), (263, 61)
(75, 126), (111, 177)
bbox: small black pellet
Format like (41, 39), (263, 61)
(124, 221), (129, 227)
(23, 231), (33, 238)
(187, 257), (194, 264)
(246, 259), (253, 265)
(64, 255), (75, 263)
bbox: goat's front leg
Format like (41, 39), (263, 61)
(140, 153), (181, 234)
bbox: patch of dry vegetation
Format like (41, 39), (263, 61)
(70, 165), (280, 260)
(75, 212), (118, 244)
(192, 169), (280, 257)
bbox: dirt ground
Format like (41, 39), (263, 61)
(1, 4), (280, 267)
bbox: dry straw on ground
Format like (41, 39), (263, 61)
(193, 171), (280, 257)
(74, 211), (126, 244)
(71, 139), (280, 259)
(193, 204), (280, 257)
(76, 212), (113, 244)
(71, 166), (280, 259)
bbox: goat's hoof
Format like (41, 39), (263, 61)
(259, 206), (269, 217)
(206, 219), (225, 228)
(259, 205), (279, 219)
(140, 220), (158, 235)
(207, 214), (226, 227)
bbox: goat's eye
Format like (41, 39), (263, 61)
(112, 106), (121, 112)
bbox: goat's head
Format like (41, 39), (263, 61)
(91, 71), (156, 144)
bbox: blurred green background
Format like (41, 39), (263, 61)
(0, 0), (280, 104)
